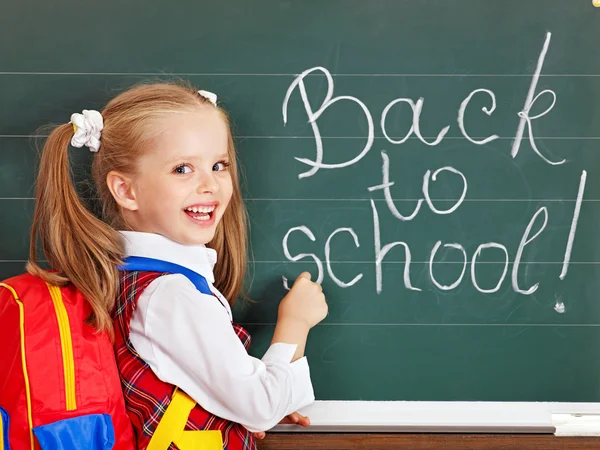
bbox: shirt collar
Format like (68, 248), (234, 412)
(119, 231), (217, 284)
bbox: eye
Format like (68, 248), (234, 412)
(213, 160), (231, 172)
(173, 164), (193, 174)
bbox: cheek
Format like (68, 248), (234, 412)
(137, 180), (178, 211)
(222, 177), (234, 204)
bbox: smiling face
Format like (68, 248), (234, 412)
(118, 107), (233, 246)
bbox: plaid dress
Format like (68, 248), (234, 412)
(112, 269), (256, 450)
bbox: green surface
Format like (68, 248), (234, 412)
(1, 0), (599, 402)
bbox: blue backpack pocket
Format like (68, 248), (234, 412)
(0, 406), (10, 449)
(33, 414), (115, 450)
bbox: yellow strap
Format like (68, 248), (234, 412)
(175, 430), (223, 449)
(0, 283), (34, 450)
(148, 389), (223, 450)
(147, 389), (193, 450)
(0, 412), (4, 450)
(46, 283), (77, 411)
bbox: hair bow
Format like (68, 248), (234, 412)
(198, 90), (218, 106)
(70, 109), (104, 152)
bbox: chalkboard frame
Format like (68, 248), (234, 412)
(271, 401), (600, 435)
(2, 0), (600, 434)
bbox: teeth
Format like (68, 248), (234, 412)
(185, 206), (215, 214)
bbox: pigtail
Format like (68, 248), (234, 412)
(211, 194), (248, 304)
(27, 123), (124, 337)
(209, 132), (249, 305)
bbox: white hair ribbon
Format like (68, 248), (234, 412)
(70, 109), (104, 152)
(198, 90), (218, 106)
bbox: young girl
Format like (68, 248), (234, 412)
(27, 82), (328, 449)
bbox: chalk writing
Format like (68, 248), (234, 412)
(280, 31), (585, 300)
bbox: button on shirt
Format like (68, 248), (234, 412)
(120, 231), (315, 432)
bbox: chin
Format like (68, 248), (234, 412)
(184, 237), (211, 246)
(190, 231), (216, 246)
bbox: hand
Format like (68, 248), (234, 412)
(253, 412), (311, 440)
(278, 272), (328, 330)
(280, 411), (311, 427)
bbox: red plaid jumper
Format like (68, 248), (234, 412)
(112, 269), (256, 450)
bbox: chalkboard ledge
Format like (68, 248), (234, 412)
(272, 401), (600, 436)
(259, 433), (600, 450)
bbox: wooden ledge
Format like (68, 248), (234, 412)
(259, 433), (599, 449)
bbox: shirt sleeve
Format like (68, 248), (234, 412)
(128, 274), (315, 432)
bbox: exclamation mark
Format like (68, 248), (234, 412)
(560, 170), (587, 280)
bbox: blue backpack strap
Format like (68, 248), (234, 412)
(117, 256), (212, 295)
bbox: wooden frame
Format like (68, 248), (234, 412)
(260, 433), (599, 449)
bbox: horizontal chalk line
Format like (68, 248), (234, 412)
(0, 72), (599, 77)
(251, 261), (600, 264)
(1, 260), (598, 265)
(244, 198), (600, 202)
(239, 322), (600, 327)
(1, 197), (599, 202)
(236, 136), (600, 140)
(0, 260), (43, 263)
(2, 135), (600, 140)
(0, 135), (48, 138)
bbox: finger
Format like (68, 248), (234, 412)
(280, 412), (300, 425)
(296, 414), (311, 427)
(285, 412), (310, 427)
(254, 432), (266, 440)
(297, 271), (311, 282)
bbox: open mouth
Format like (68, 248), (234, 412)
(184, 205), (216, 222)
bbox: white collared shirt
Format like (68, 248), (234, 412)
(120, 231), (315, 433)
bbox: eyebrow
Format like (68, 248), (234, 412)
(165, 152), (230, 164)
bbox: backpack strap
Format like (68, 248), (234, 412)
(0, 283), (35, 448)
(147, 389), (222, 450)
(118, 256), (212, 295)
(116, 256), (222, 450)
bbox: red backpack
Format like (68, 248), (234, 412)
(0, 272), (135, 449)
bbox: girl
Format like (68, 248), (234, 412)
(27, 82), (328, 449)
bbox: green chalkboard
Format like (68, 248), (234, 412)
(1, 0), (600, 403)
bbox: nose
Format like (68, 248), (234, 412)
(197, 169), (219, 194)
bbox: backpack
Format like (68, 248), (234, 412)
(0, 272), (135, 450)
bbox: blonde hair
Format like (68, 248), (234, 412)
(27, 82), (248, 337)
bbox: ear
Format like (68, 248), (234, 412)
(106, 170), (139, 211)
